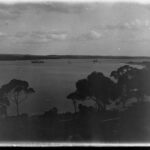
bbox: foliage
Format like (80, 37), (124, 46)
(0, 79), (35, 116)
(68, 71), (117, 112)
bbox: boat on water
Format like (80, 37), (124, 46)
(93, 59), (98, 63)
(31, 60), (45, 64)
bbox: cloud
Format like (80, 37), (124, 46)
(73, 30), (102, 41)
(47, 33), (67, 40)
(0, 2), (91, 17)
(29, 30), (68, 42)
(89, 30), (102, 39)
(34, 3), (88, 14)
(0, 31), (8, 40)
(122, 19), (150, 30)
(14, 31), (28, 38)
(95, 23), (128, 31)
(10, 29), (102, 43)
(95, 19), (150, 31)
(0, 4), (24, 21)
(130, 19), (150, 29)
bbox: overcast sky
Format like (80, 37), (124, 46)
(0, 0), (150, 4)
(0, 1), (149, 56)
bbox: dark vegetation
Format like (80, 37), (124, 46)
(0, 62), (150, 142)
(0, 54), (149, 61)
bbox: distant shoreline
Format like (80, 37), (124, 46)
(0, 54), (150, 61)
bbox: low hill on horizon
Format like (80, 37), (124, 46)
(0, 54), (149, 61)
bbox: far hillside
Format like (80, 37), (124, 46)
(0, 54), (149, 61)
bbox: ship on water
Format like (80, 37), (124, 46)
(93, 59), (98, 63)
(31, 60), (45, 64)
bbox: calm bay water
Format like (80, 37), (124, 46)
(0, 59), (145, 116)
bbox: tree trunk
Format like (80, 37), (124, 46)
(102, 103), (106, 111)
(0, 105), (7, 118)
(96, 100), (104, 112)
(73, 100), (77, 113)
(16, 99), (19, 116)
(97, 103), (101, 112)
(15, 92), (20, 117)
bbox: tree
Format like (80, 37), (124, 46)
(1, 79), (35, 116)
(110, 65), (150, 107)
(130, 67), (150, 102)
(111, 65), (139, 107)
(68, 72), (116, 112)
(87, 72), (116, 111)
(0, 89), (10, 117)
(67, 92), (79, 113)
(67, 78), (91, 113)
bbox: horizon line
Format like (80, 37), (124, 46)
(0, 53), (150, 58)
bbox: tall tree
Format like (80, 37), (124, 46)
(68, 72), (116, 112)
(1, 79), (35, 116)
(87, 72), (116, 111)
(110, 65), (150, 107)
(0, 89), (10, 117)
(67, 92), (80, 113)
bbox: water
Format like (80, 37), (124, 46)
(0, 59), (145, 116)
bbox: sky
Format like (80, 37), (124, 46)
(0, 0), (150, 4)
(0, 1), (149, 56)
